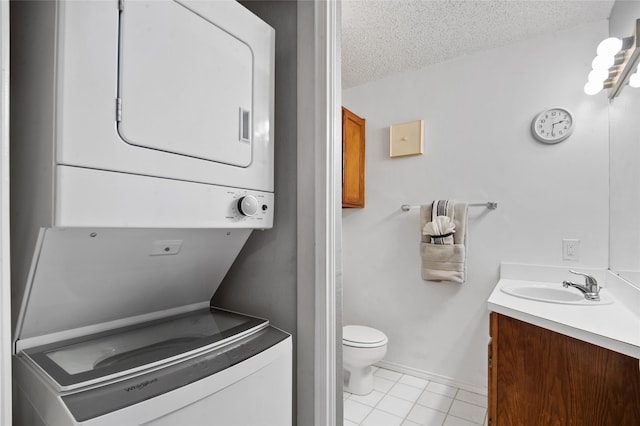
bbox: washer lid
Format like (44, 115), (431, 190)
(21, 307), (269, 392)
(13, 228), (252, 352)
(343, 325), (387, 345)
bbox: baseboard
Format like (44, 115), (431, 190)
(375, 360), (488, 396)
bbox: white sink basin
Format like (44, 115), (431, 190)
(500, 281), (613, 305)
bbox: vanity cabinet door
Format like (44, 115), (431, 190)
(487, 314), (497, 425)
(342, 107), (365, 208)
(489, 312), (640, 425)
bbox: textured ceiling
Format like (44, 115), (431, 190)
(342, 0), (615, 88)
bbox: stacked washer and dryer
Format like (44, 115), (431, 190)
(10, 1), (290, 425)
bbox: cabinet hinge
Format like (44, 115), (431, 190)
(488, 356), (492, 368)
(115, 98), (122, 122)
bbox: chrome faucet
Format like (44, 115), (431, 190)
(562, 270), (600, 301)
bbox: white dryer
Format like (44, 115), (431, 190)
(11, 0), (275, 228)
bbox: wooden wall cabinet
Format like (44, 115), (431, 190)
(342, 107), (365, 208)
(488, 312), (640, 425)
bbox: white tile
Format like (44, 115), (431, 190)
(343, 391), (352, 400)
(374, 368), (403, 382)
(416, 390), (454, 413)
(377, 394), (414, 418)
(443, 415), (481, 426)
(349, 390), (385, 407)
(362, 408), (404, 426)
(406, 404), (447, 426)
(402, 420), (423, 426)
(399, 374), (429, 389)
(455, 390), (487, 408)
(388, 382), (423, 402)
(425, 381), (458, 398)
(344, 399), (374, 424)
(344, 420), (359, 426)
(448, 400), (486, 424)
(373, 376), (396, 393)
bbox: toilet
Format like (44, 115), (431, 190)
(343, 325), (388, 395)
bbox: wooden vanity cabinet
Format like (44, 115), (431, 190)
(488, 312), (640, 426)
(342, 107), (365, 208)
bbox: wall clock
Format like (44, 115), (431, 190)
(531, 107), (574, 144)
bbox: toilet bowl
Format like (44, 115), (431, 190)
(343, 325), (388, 395)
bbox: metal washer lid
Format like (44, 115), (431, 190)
(13, 228), (253, 348)
(343, 325), (387, 345)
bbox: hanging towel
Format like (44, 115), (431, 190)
(422, 216), (455, 245)
(420, 200), (469, 283)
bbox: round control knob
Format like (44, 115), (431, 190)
(237, 195), (259, 217)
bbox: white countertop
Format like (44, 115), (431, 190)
(488, 264), (640, 359)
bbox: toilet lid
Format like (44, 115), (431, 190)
(343, 325), (388, 347)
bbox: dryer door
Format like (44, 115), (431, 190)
(117, 0), (253, 167)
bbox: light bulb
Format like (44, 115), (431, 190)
(584, 80), (603, 95)
(630, 73), (640, 88)
(596, 37), (623, 57)
(588, 68), (609, 83)
(592, 55), (615, 71)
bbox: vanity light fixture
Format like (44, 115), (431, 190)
(584, 19), (640, 98)
(597, 36), (623, 57)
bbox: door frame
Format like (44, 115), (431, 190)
(297, 0), (341, 425)
(1, 0), (12, 423)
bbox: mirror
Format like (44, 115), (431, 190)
(609, 65), (640, 286)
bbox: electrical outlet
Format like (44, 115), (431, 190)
(563, 239), (580, 261)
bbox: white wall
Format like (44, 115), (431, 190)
(342, 21), (610, 388)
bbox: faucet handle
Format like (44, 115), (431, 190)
(569, 270), (598, 287)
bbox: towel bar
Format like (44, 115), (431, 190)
(400, 202), (498, 212)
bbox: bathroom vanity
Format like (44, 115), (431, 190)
(487, 265), (640, 425)
(488, 312), (640, 425)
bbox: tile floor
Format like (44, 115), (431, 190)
(343, 367), (488, 426)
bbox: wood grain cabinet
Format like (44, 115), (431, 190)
(342, 107), (365, 208)
(488, 312), (640, 426)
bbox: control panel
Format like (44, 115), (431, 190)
(226, 190), (273, 227)
(56, 165), (274, 229)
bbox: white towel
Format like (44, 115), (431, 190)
(420, 200), (469, 283)
(422, 216), (455, 244)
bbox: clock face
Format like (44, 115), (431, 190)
(531, 108), (574, 143)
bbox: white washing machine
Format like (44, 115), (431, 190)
(13, 228), (292, 426)
(14, 308), (291, 426)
